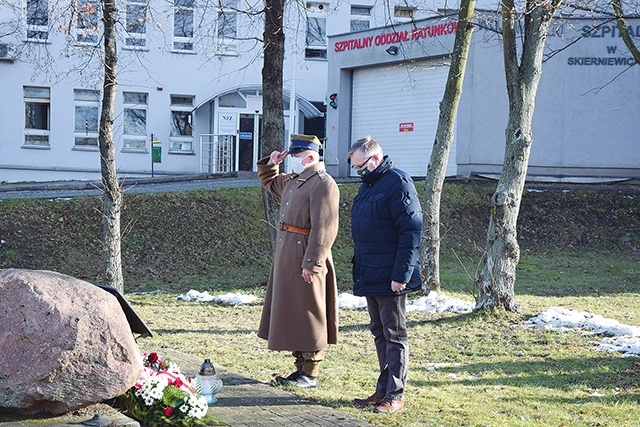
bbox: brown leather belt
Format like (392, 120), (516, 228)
(278, 222), (310, 235)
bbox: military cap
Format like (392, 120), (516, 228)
(288, 134), (322, 154)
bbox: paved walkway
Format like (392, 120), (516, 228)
(0, 172), (362, 201)
(0, 349), (372, 427)
(211, 370), (371, 426)
(0, 173), (262, 200)
(162, 349), (373, 427)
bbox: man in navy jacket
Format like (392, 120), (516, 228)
(349, 135), (422, 414)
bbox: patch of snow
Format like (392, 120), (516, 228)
(178, 290), (258, 305)
(596, 336), (640, 356)
(407, 291), (474, 314)
(178, 289), (473, 313)
(339, 291), (473, 314)
(337, 293), (367, 309)
(526, 307), (640, 357)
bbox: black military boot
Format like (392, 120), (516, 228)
(276, 371), (317, 388)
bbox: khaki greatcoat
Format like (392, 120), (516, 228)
(257, 158), (340, 352)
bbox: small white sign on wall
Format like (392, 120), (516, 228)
(218, 112), (237, 135)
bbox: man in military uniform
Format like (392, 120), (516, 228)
(256, 134), (340, 388)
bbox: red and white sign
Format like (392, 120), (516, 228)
(333, 21), (458, 53)
(399, 122), (414, 132)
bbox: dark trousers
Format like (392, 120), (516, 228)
(366, 294), (408, 400)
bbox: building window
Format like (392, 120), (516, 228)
(216, 0), (238, 53)
(75, 0), (100, 44)
(26, 0), (49, 42)
(394, 6), (415, 22)
(169, 95), (194, 153)
(305, 2), (328, 59)
(173, 0), (194, 51)
(125, 0), (147, 48)
(350, 6), (371, 32)
(74, 89), (100, 148)
(218, 91), (246, 108)
(24, 86), (50, 147)
(122, 92), (148, 151)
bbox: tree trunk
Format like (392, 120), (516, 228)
(261, 0), (286, 245)
(421, 0), (476, 293)
(98, 0), (123, 292)
(613, 0), (640, 64)
(475, 0), (561, 312)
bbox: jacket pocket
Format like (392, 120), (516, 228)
(373, 193), (392, 220)
(295, 237), (306, 258)
(360, 250), (394, 287)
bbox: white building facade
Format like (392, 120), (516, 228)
(2, 2), (638, 183)
(326, 12), (640, 181)
(0, 0), (446, 182)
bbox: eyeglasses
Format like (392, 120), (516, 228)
(351, 155), (373, 170)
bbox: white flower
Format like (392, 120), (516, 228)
(134, 376), (168, 406)
(184, 394), (209, 418)
(167, 361), (181, 373)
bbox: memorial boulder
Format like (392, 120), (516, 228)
(0, 268), (144, 415)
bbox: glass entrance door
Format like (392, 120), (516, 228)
(238, 113), (262, 171)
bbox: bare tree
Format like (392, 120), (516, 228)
(421, 0), (476, 293)
(0, 0), (123, 290)
(98, 0), (123, 292)
(0, 1), (21, 41)
(260, 0), (286, 244)
(475, 0), (562, 312)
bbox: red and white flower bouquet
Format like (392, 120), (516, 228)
(123, 352), (218, 427)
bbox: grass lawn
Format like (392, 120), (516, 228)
(1, 180), (639, 426)
(129, 247), (640, 427)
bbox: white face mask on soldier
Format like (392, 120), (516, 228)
(289, 156), (306, 174)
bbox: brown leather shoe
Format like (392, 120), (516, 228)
(353, 391), (385, 406)
(374, 397), (404, 413)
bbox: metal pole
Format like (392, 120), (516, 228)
(150, 133), (154, 177)
(286, 50), (297, 173)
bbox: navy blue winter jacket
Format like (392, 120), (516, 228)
(351, 156), (423, 297)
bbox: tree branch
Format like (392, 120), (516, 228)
(613, 0), (640, 64)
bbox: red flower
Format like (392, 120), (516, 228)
(172, 378), (184, 388)
(163, 406), (174, 417)
(147, 352), (159, 364)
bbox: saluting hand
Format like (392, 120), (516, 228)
(268, 150), (288, 166)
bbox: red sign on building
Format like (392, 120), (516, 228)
(399, 122), (414, 132)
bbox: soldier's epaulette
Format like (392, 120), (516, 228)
(315, 170), (331, 181)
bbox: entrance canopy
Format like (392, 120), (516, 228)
(193, 85), (323, 119)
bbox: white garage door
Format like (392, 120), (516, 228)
(351, 60), (456, 178)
